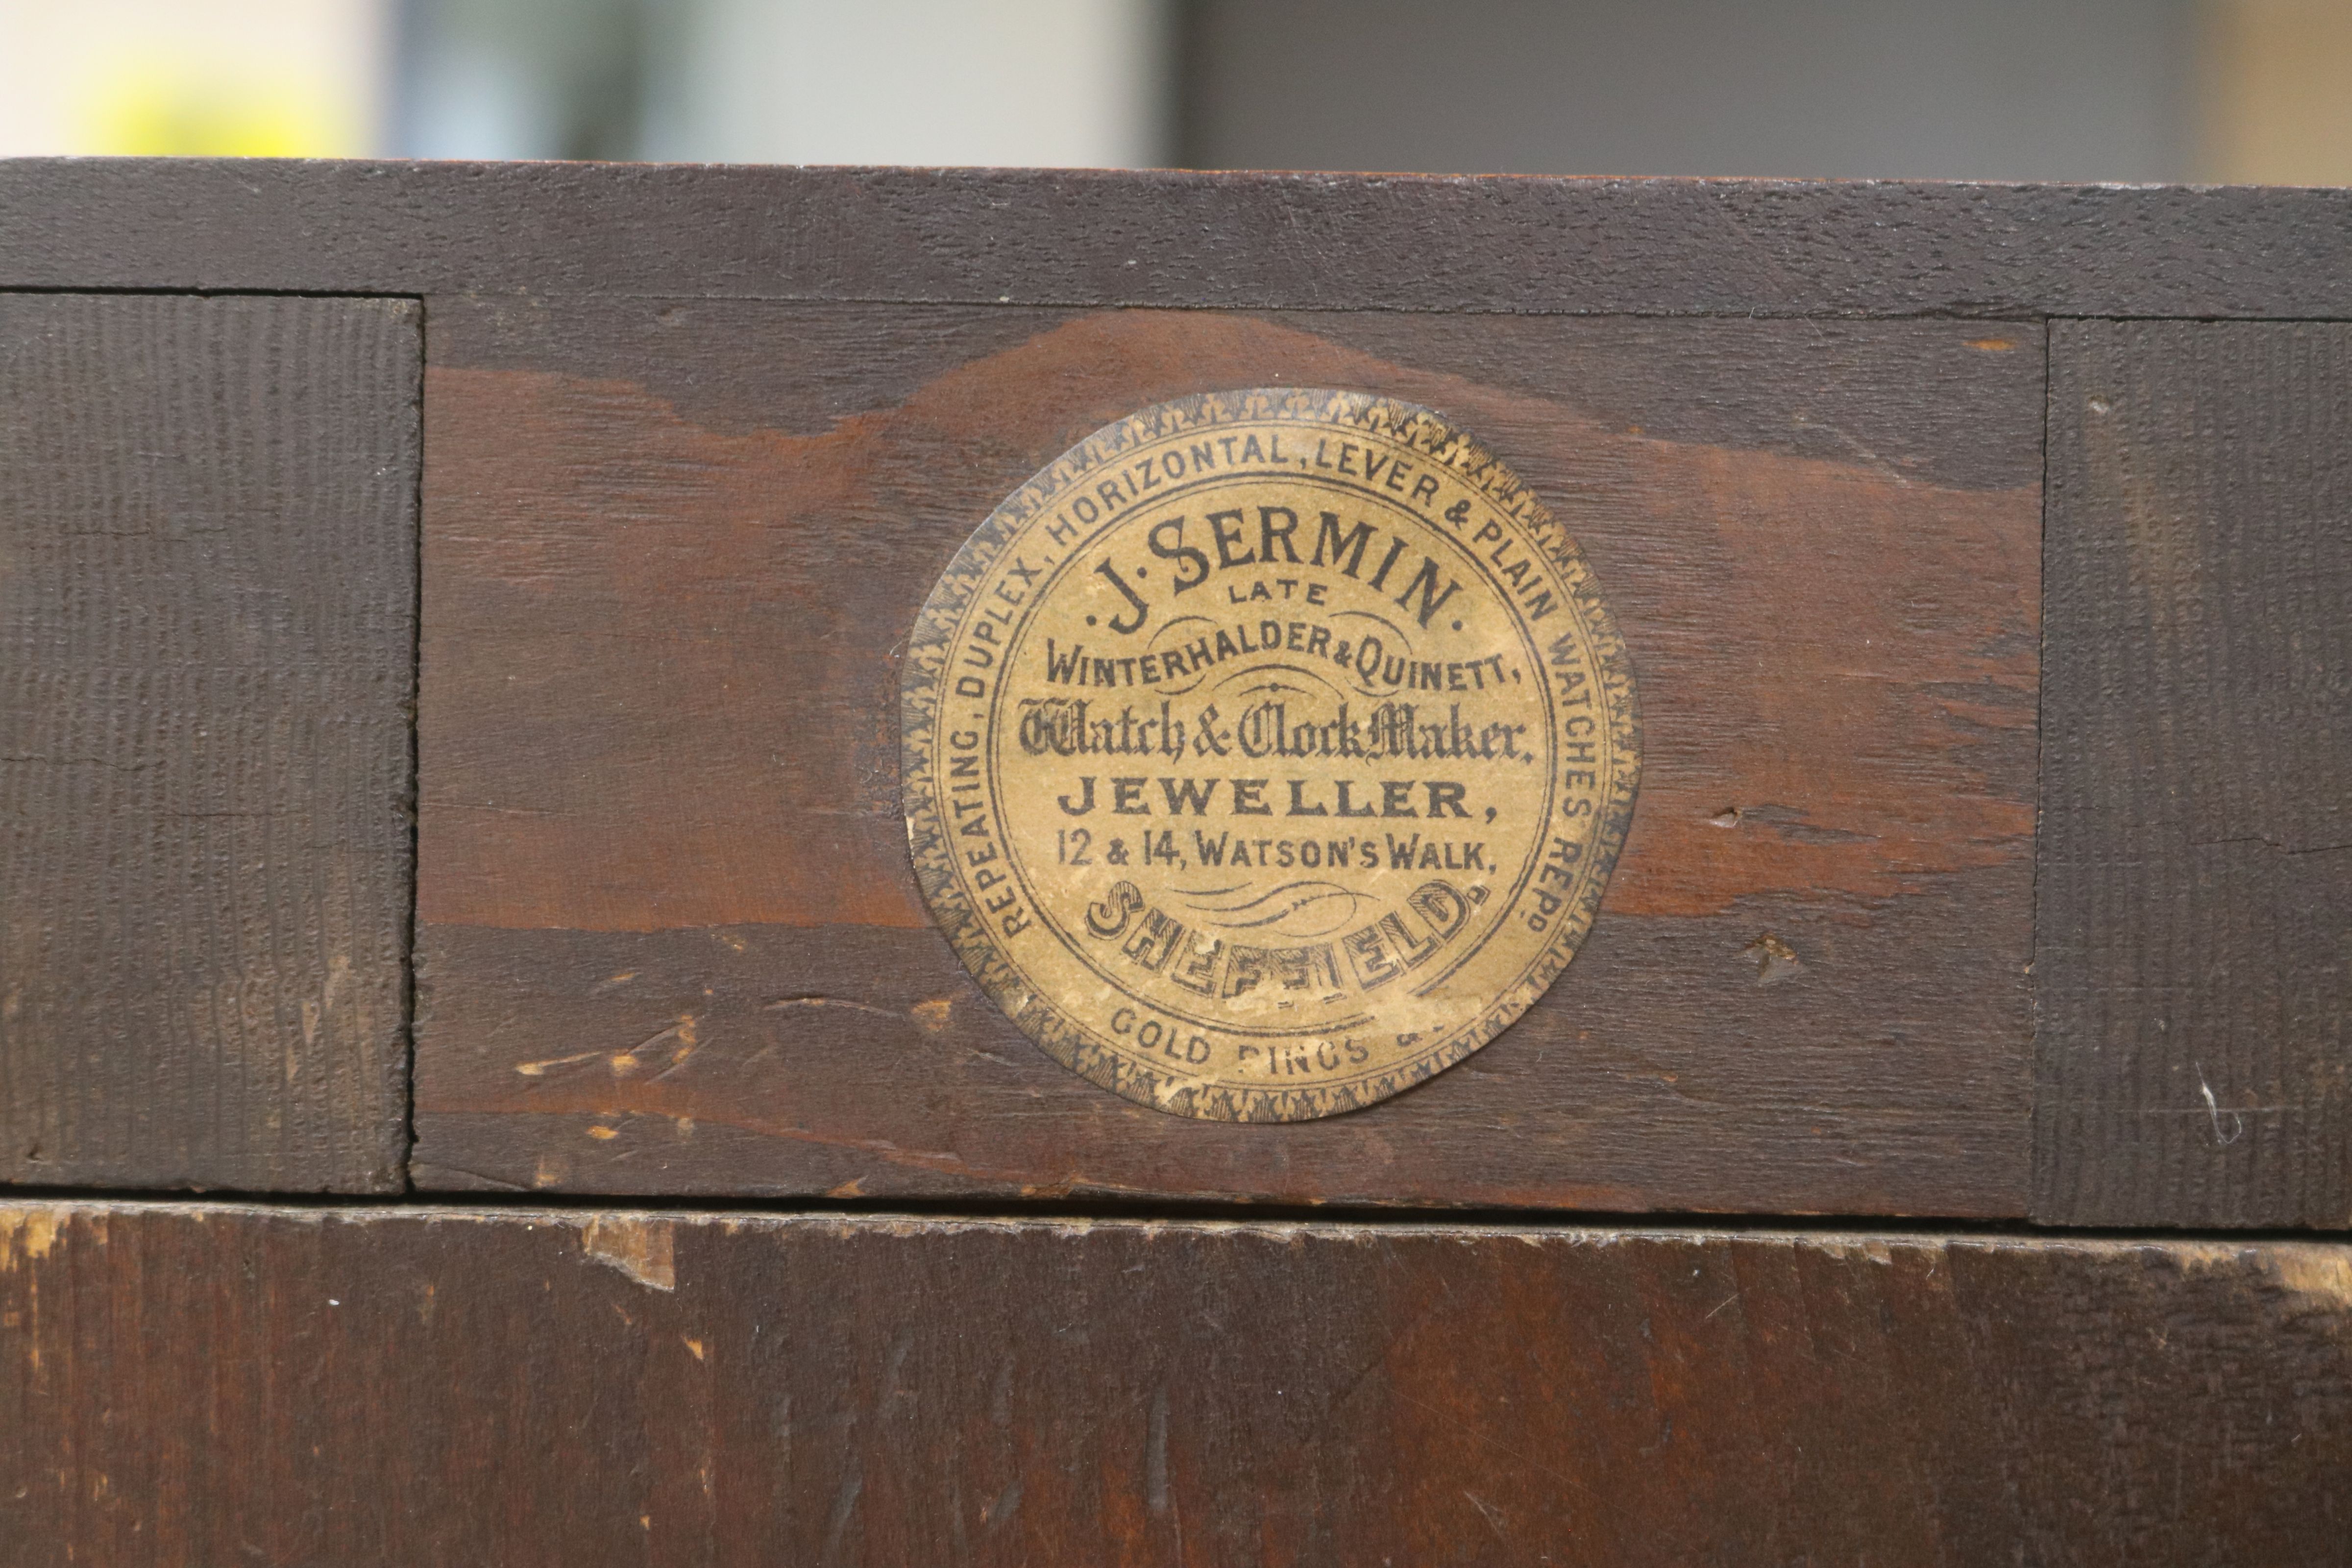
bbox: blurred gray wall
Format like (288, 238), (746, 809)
(392, 0), (2236, 182)
(1178, 0), (2199, 180)
(394, 0), (1172, 165)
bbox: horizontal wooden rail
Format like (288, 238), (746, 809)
(6, 161), (2352, 318)
(3, 1200), (2347, 1565)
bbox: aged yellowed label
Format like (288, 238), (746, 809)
(902, 389), (1638, 1120)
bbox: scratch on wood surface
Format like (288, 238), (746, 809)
(613, 1016), (697, 1076)
(765, 995), (905, 1022)
(822, 1457), (865, 1561)
(1146, 1387), (1171, 1516)
(2196, 1064), (2248, 1147)
(515, 1050), (603, 1077)
(580, 1215), (677, 1291)
(517, 1015), (698, 1079)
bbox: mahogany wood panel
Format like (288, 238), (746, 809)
(5, 1200), (2349, 1565)
(2035, 320), (2352, 1228)
(413, 300), (2041, 1212)
(5, 160), (2352, 318)
(0, 294), (418, 1193)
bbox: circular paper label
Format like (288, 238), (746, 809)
(902, 388), (1639, 1121)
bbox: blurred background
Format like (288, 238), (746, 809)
(0, 0), (2347, 181)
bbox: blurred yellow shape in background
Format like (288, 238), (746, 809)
(0, 0), (383, 157)
(84, 56), (359, 157)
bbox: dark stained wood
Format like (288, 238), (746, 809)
(2036, 320), (2352, 1229)
(5, 1200), (2349, 1564)
(4, 160), (2352, 319)
(0, 294), (418, 1193)
(412, 299), (2041, 1213)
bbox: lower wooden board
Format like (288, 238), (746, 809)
(4, 1201), (2347, 1565)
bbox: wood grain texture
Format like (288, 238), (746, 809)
(2036, 320), (2352, 1228)
(5, 1200), (2349, 1565)
(3, 160), (2352, 318)
(413, 300), (2040, 1212)
(0, 294), (418, 1192)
